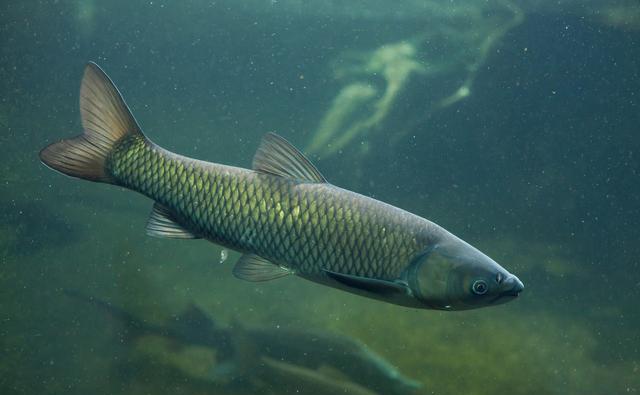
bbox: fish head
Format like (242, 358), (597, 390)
(407, 233), (523, 310)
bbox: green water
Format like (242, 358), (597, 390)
(1, 1), (639, 394)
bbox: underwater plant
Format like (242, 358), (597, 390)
(306, 41), (428, 158)
(305, 0), (524, 158)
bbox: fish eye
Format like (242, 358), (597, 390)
(471, 280), (488, 295)
(496, 272), (503, 284)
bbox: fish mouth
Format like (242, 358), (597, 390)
(490, 293), (518, 304)
(491, 277), (524, 304)
(501, 289), (522, 298)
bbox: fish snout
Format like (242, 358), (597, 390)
(503, 275), (524, 296)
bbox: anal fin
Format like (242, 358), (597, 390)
(233, 254), (292, 282)
(146, 203), (199, 239)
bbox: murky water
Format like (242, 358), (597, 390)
(2, 1), (639, 394)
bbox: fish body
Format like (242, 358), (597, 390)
(41, 63), (523, 310)
(110, 132), (432, 286)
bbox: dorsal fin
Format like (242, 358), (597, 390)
(252, 133), (327, 183)
(146, 203), (199, 239)
(80, 62), (143, 142)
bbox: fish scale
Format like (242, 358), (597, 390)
(107, 133), (428, 280)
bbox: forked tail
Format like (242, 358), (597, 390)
(39, 62), (145, 183)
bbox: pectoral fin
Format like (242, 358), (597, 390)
(323, 270), (411, 296)
(233, 254), (292, 282)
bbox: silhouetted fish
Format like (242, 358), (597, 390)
(65, 290), (421, 395)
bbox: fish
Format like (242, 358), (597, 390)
(65, 290), (422, 395)
(62, 289), (233, 353)
(41, 62), (523, 310)
(214, 318), (423, 395)
(258, 357), (381, 395)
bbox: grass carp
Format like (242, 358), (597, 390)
(40, 63), (523, 310)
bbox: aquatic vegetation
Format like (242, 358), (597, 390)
(431, 0), (524, 110)
(305, 83), (377, 155)
(306, 41), (428, 157)
(305, 0), (523, 158)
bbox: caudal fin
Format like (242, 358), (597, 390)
(39, 62), (144, 183)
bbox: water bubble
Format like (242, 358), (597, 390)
(219, 249), (228, 264)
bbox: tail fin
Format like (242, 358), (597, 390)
(39, 62), (144, 183)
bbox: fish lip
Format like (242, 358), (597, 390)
(502, 276), (524, 296)
(490, 282), (524, 303)
(505, 285), (523, 297)
(512, 277), (525, 292)
(490, 293), (518, 304)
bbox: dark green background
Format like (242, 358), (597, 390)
(1, 1), (638, 394)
